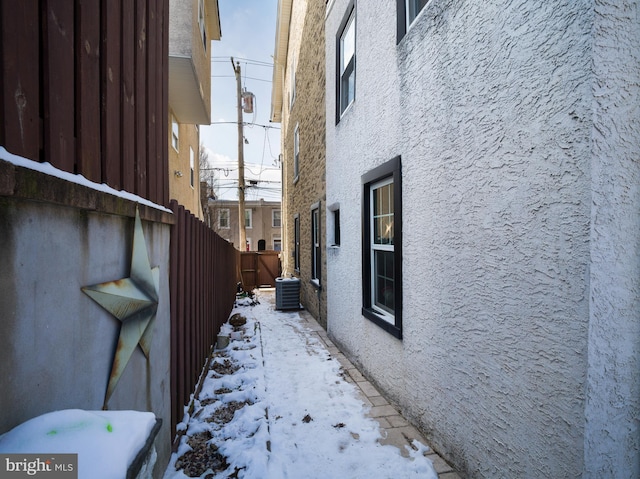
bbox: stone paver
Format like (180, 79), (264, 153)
(297, 308), (462, 479)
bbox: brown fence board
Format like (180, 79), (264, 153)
(76, 0), (101, 182)
(0, 0), (168, 207)
(0, 0), (40, 159)
(146, 0), (158, 202)
(101, 0), (122, 189)
(42, 0), (75, 172)
(169, 201), (239, 438)
(121, 0), (135, 193)
(134, 0), (147, 198)
(158, 0), (169, 205)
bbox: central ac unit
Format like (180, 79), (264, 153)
(275, 277), (301, 310)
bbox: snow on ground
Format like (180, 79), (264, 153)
(0, 409), (157, 478)
(164, 290), (437, 479)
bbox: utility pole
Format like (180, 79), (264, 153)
(231, 57), (247, 251)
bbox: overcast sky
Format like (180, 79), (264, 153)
(201, 0), (282, 202)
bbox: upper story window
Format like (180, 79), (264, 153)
(171, 115), (179, 151)
(245, 209), (253, 229)
(336, 5), (355, 122)
(293, 124), (300, 180)
(362, 156), (403, 339)
(189, 147), (195, 187)
(289, 53), (296, 109)
(272, 209), (282, 228)
(218, 209), (230, 229)
(199, 0), (207, 51)
(397, 0), (429, 42)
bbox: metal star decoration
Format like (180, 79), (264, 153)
(81, 207), (160, 409)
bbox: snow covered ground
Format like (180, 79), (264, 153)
(0, 409), (158, 478)
(164, 290), (438, 479)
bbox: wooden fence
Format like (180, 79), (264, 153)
(0, 0), (169, 206)
(0, 0), (241, 442)
(240, 251), (282, 290)
(169, 201), (239, 435)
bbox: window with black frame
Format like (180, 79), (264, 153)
(336, 4), (355, 122)
(362, 157), (402, 338)
(397, 0), (429, 43)
(311, 204), (321, 285)
(294, 214), (300, 272)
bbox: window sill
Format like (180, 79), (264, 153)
(310, 279), (321, 290)
(362, 307), (402, 339)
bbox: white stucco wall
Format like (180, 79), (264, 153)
(326, 0), (638, 477)
(584, 1), (640, 477)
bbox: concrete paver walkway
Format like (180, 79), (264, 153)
(294, 305), (461, 479)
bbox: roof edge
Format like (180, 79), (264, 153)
(270, 0), (293, 123)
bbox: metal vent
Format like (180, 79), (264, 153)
(275, 277), (300, 310)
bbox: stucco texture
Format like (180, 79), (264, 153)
(326, 0), (638, 477)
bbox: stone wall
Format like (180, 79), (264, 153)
(281, 0), (327, 326)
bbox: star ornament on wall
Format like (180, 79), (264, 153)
(82, 207), (160, 409)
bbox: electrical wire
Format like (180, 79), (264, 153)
(212, 57), (273, 67)
(211, 75), (272, 83)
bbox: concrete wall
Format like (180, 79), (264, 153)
(279, 0), (328, 326)
(0, 160), (173, 478)
(326, 0), (638, 477)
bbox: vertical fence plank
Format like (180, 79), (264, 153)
(176, 204), (187, 434)
(169, 200), (179, 434)
(121, 0), (135, 192)
(160, 0), (169, 206)
(169, 202), (239, 440)
(134, 0), (147, 197)
(0, 0), (40, 160)
(101, 0), (121, 188)
(42, 0), (75, 171)
(76, 0), (101, 182)
(146, 0), (158, 203)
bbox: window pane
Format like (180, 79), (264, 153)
(294, 216), (300, 270)
(341, 16), (355, 73)
(408, 0), (429, 24)
(374, 250), (395, 314)
(219, 210), (229, 228)
(373, 182), (394, 245)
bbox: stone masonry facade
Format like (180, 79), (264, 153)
(279, 0), (328, 327)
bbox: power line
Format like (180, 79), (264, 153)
(207, 121), (280, 130)
(211, 74), (272, 83)
(212, 57), (273, 67)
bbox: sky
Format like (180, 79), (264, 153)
(163, 291), (439, 479)
(201, 0), (282, 202)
